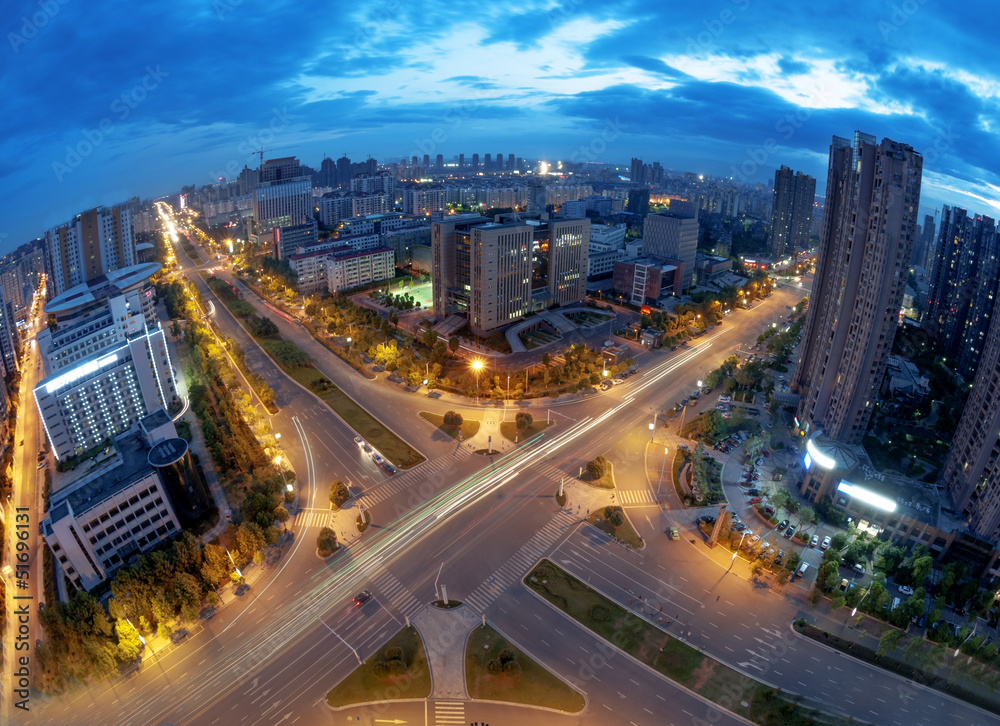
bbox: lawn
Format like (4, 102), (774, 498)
(326, 626), (431, 708)
(419, 411), (481, 441)
(465, 624), (584, 712)
(499, 418), (551, 443)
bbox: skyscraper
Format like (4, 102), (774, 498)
(629, 158), (644, 185)
(910, 213), (937, 270)
(956, 215), (999, 379)
(252, 178), (312, 234)
(769, 165), (816, 257)
(484, 153), (492, 171)
(45, 205), (136, 295)
(791, 132), (922, 444)
(507, 153), (515, 171)
(471, 154), (479, 172)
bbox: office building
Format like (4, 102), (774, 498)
(381, 225), (430, 267)
(791, 132), (922, 444)
(41, 412), (207, 590)
(433, 212), (588, 335)
(33, 263), (179, 460)
(260, 157), (302, 182)
(642, 202), (698, 291)
(613, 258), (683, 305)
(274, 220), (319, 261)
(769, 165), (816, 257)
(351, 171), (395, 197)
(45, 205), (136, 295)
(326, 247), (395, 292)
(252, 177), (312, 234)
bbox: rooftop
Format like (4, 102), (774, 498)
(44, 262), (161, 315)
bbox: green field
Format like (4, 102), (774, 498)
(419, 411), (480, 441)
(326, 627), (430, 707)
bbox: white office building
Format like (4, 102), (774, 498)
(253, 178), (312, 233)
(327, 247), (395, 292)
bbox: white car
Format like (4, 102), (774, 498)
(354, 436), (364, 447)
(821, 536), (831, 550)
(899, 585), (915, 596)
(613, 378), (624, 385)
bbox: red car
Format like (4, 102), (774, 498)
(764, 505), (776, 515)
(763, 451), (771, 457)
(749, 496), (762, 504)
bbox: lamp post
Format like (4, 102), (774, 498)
(956, 622), (977, 657)
(471, 358), (484, 404)
(729, 530), (750, 571)
(649, 410), (656, 442)
(851, 586), (871, 617)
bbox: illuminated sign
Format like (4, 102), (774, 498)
(837, 482), (897, 512)
(803, 453), (812, 470)
(44, 353), (119, 394)
(805, 437), (837, 470)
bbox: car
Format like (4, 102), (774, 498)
(840, 578), (849, 592)
(853, 563), (865, 574)
(764, 505), (776, 515)
(372, 453), (384, 464)
(362, 443), (373, 454)
(899, 585), (914, 596)
(749, 533), (761, 544)
(954, 607), (967, 616)
(732, 522), (746, 532)
(668, 526), (680, 540)
(696, 515), (716, 525)
(36, 459), (46, 469)
(777, 519), (789, 530)
(731, 514), (742, 524)
(354, 436), (364, 447)
(755, 458), (765, 466)
(774, 549), (785, 562)
(784, 525), (796, 538)
(353, 590), (373, 606)
(810, 535), (820, 548)
(821, 536), (831, 550)
(613, 378), (624, 385)
(747, 488), (760, 496)
(748, 496), (761, 504)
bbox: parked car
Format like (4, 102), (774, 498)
(668, 526), (680, 540)
(613, 378), (624, 385)
(899, 585), (914, 596)
(748, 496), (761, 504)
(784, 525), (796, 538)
(777, 519), (789, 530)
(810, 535), (820, 548)
(755, 458), (765, 466)
(854, 563), (865, 574)
(821, 536), (831, 550)
(840, 578), (849, 592)
(354, 436), (364, 447)
(747, 488), (760, 496)
(764, 505), (776, 515)
(696, 515), (716, 525)
(732, 522), (746, 532)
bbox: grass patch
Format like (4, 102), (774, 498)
(499, 419), (551, 443)
(579, 460), (616, 490)
(326, 626), (430, 708)
(465, 624), (584, 712)
(419, 411), (480, 441)
(587, 505), (643, 548)
(178, 235), (202, 263)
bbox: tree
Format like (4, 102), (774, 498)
(329, 480), (350, 508)
(389, 311), (399, 330)
(422, 329), (438, 348)
(799, 506), (817, 527)
(515, 412), (533, 431)
(587, 456), (609, 480)
(443, 410), (464, 429)
(115, 620), (145, 664)
(274, 506), (290, 526)
(541, 352), (551, 368)
(911, 555), (934, 585)
(605, 506), (625, 527)
(830, 533), (849, 551)
(316, 527), (338, 555)
(448, 336), (460, 353)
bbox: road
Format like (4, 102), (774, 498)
(11, 208), (985, 726)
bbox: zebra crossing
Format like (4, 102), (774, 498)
(371, 568), (424, 620)
(297, 507), (333, 529)
(357, 450), (472, 508)
(464, 509), (577, 613)
(617, 488), (659, 505)
(432, 701), (465, 725)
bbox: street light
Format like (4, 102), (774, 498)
(471, 358), (484, 403)
(956, 622), (978, 657)
(649, 410), (656, 442)
(729, 530), (750, 571)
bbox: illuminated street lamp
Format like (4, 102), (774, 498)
(470, 358), (485, 403)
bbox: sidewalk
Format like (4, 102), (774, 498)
(411, 603), (480, 699)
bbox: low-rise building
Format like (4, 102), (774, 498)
(327, 247), (395, 292)
(612, 257), (684, 306)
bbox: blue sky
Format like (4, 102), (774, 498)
(1, 0), (998, 252)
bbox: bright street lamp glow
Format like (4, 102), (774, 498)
(697, 380), (703, 387)
(837, 482), (897, 512)
(471, 359), (484, 372)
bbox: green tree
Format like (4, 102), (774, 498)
(587, 456), (609, 480)
(911, 555), (934, 585)
(317, 527), (338, 555)
(443, 410), (464, 429)
(329, 480), (350, 508)
(830, 533), (849, 551)
(448, 336), (460, 353)
(422, 329), (438, 348)
(515, 412), (533, 431)
(115, 620), (145, 664)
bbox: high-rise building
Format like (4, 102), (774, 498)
(769, 165), (816, 257)
(791, 132), (922, 444)
(320, 156), (336, 188)
(33, 263), (179, 460)
(336, 155), (351, 189)
(507, 154), (515, 171)
(252, 177), (312, 234)
(472, 154), (480, 172)
(940, 293), (1000, 540)
(351, 171), (394, 196)
(642, 201), (698, 291)
(259, 156), (302, 183)
(0, 284), (19, 377)
(956, 216), (1000, 380)
(402, 187), (445, 216)
(436, 154), (444, 170)
(911, 213), (936, 270)
(630, 158), (644, 185)
(625, 188), (650, 216)
(484, 153), (492, 171)
(458, 153), (465, 171)
(45, 205), (136, 295)
(274, 221), (319, 262)
(432, 213), (589, 335)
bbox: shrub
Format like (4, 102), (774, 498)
(372, 661), (390, 678)
(503, 660), (522, 677)
(443, 410), (464, 429)
(515, 411), (533, 431)
(384, 647), (403, 662)
(609, 508), (625, 527)
(329, 480), (350, 509)
(587, 456), (609, 480)
(589, 605), (610, 622)
(387, 658), (407, 676)
(486, 659), (503, 676)
(316, 527), (338, 555)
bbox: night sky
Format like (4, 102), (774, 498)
(1, 0), (997, 251)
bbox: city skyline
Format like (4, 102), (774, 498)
(2, 1), (999, 253)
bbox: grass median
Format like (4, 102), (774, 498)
(207, 275), (424, 468)
(326, 626), (430, 708)
(526, 559), (856, 725)
(499, 418), (551, 443)
(419, 411), (480, 441)
(465, 624), (584, 712)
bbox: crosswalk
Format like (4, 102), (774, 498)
(464, 509), (577, 613)
(356, 450), (472, 508)
(433, 701), (465, 725)
(617, 489), (659, 505)
(297, 507), (333, 529)
(371, 568), (424, 620)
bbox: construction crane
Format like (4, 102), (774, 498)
(257, 145), (300, 168)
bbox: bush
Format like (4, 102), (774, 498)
(329, 480), (349, 509)
(316, 527), (338, 555)
(387, 658), (407, 676)
(587, 456), (609, 480)
(443, 410), (464, 429)
(589, 605), (610, 622)
(515, 411), (533, 431)
(384, 647), (403, 662)
(372, 661), (390, 678)
(503, 660), (522, 677)
(609, 508), (625, 527)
